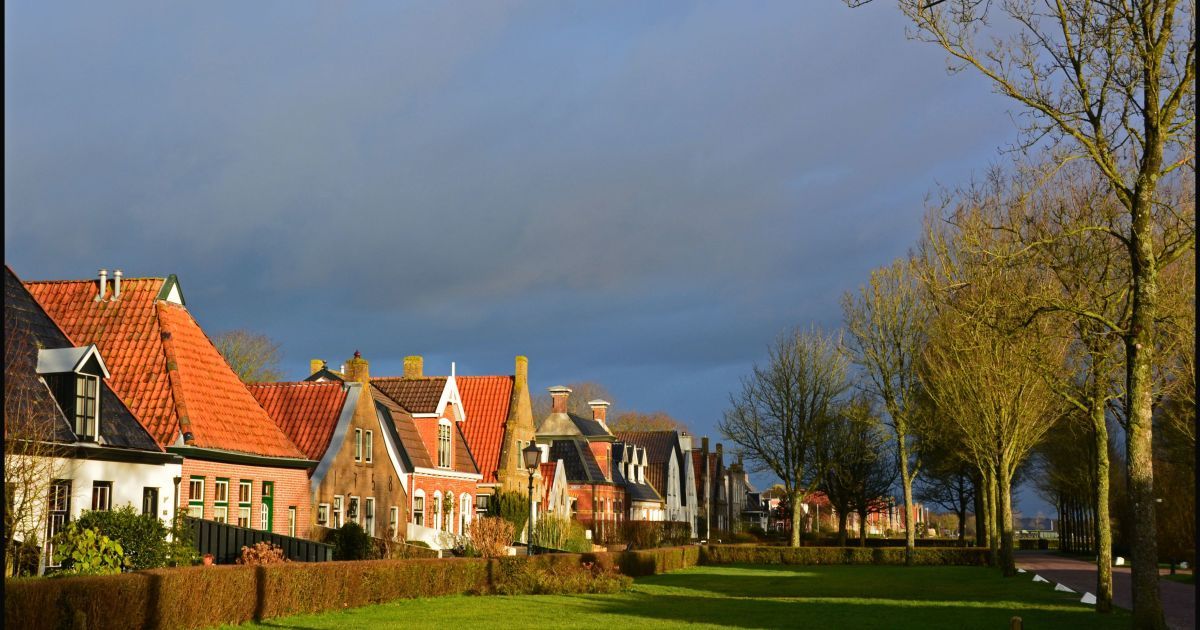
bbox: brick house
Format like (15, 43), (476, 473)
(534, 386), (625, 539)
(612, 441), (666, 521)
(614, 430), (698, 533)
(691, 436), (730, 538)
(249, 352), (410, 540)
(5, 267), (183, 573)
(25, 270), (315, 538)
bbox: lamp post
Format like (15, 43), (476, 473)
(522, 441), (541, 556)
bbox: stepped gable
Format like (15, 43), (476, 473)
(25, 275), (305, 459)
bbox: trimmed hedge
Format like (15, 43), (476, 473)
(701, 545), (992, 566)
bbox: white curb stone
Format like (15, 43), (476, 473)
(1114, 556), (1125, 566)
(1032, 574), (1049, 583)
(1054, 583), (1076, 593)
(1080, 592), (1097, 605)
(1017, 568), (1026, 573)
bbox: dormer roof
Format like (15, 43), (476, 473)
(36, 344), (110, 378)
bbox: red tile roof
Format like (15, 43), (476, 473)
(457, 375), (514, 484)
(25, 277), (306, 459)
(247, 381), (349, 461)
(540, 461), (557, 503)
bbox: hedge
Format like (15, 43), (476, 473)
(701, 545), (992, 566)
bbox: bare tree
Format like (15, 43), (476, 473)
(720, 327), (849, 547)
(818, 394), (898, 547)
(531, 381), (615, 420)
(610, 410), (690, 433)
(842, 257), (929, 564)
(849, 1), (1195, 623)
(213, 329), (285, 383)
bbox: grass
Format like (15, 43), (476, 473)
(229, 564), (1130, 629)
(1162, 573), (1195, 584)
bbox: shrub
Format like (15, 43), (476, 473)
(731, 531), (758, 544)
(77, 506), (170, 570)
(327, 522), (373, 561)
(485, 491), (529, 540)
(533, 515), (591, 552)
(662, 521), (692, 546)
(468, 517), (514, 558)
(165, 514), (200, 567)
(8, 535), (41, 577)
(700, 544), (992, 566)
(622, 521), (662, 550)
(493, 556), (631, 595)
(237, 541), (288, 566)
(51, 523), (127, 576)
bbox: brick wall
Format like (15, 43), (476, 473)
(180, 459), (311, 539)
(410, 475), (480, 536)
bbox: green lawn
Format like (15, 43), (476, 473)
(231, 564), (1130, 629)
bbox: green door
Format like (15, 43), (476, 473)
(261, 481), (274, 531)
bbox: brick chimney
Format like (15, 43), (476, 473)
(588, 399), (610, 423)
(515, 355), (528, 387)
(310, 359), (324, 375)
(344, 350), (369, 384)
(403, 355), (423, 379)
(548, 385), (572, 413)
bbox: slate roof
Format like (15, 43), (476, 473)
(371, 387), (433, 469)
(24, 276), (306, 459)
(247, 381), (349, 461)
(549, 439), (606, 484)
(372, 377), (446, 414)
(569, 414), (612, 438)
(457, 375), (513, 484)
(614, 431), (677, 464)
(4, 266), (161, 452)
(691, 450), (705, 497)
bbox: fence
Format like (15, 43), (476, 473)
(187, 517), (333, 564)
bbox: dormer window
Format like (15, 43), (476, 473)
(37, 345), (109, 442)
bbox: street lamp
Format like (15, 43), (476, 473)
(522, 441), (541, 556)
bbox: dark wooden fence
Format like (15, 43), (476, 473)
(187, 517), (333, 564)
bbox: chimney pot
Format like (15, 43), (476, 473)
(95, 269), (108, 301)
(403, 356), (423, 379)
(112, 269), (122, 299)
(588, 399), (610, 423)
(548, 385), (572, 414)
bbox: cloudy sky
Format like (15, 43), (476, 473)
(6, 1), (1046, 512)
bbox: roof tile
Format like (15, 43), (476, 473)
(248, 381), (349, 461)
(457, 375), (514, 484)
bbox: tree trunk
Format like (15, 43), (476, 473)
(1092, 390), (1113, 612)
(998, 468), (1016, 577)
(837, 510), (848, 547)
(790, 491), (803, 547)
(957, 503), (967, 543)
(898, 436), (915, 565)
(974, 476), (986, 547)
(985, 469), (999, 567)
(858, 508), (869, 547)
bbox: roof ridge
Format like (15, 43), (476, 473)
(247, 381), (341, 388)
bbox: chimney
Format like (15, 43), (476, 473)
(95, 269), (108, 302)
(701, 436), (709, 455)
(716, 443), (723, 464)
(112, 269), (122, 299)
(403, 355), (423, 379)
(515, 355), (528, 385)
(588, 399), (610, 423)
(344, 350), (369, 384)
(310, 359), (324, 375)
(548, 385), (572, 413)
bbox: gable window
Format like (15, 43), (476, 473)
(187, 477), (205, 518)
(354, 429), (363, 462)
(74, 374), (100, 440)
(364, 430), (373, 464)
(437, 422), (452, 468)
(389, 507), (399, 540)
(46, 480), (72, 567)
(412, 493), (425, 527)
(364, 497), (376, 536)
(237, 481), (252, 528)
(332, 496), (344, 528)
(317, 503), (329, 527)
(213, 479), (229, 523)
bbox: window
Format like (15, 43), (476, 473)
(260, 481), (274, 531)
(74, 374), (99, 439)
(355, 428), (363, 462)
(237, 481), (252, 527)
(437, 422), (452, 468)
(46, 480), (72, 567)
(332, 496), (344, 528)
(364, 498), (375, 536)
(570, 498), (578, 519)
(460, 494), (472, 534)
(91, 481), (112, 511)
(187, 477), (205, 518)
(288, 506), (297, 538)
(213, 479), (229, 523)
(412, 493), (425, 527)
(516, 440), (526, 469)
(317, 503), (329, 526)
(389, 507), (399, 540)
(365, 430), (373, 463)
(349, 496), (360, 524)
(432, 492), (442, 530)
(142, 487), (159, 517)
(476, 494), (490, 516)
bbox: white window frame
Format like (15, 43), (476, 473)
(389, 506), (399, 540)
(317, 503), (329, 526)
(460, 493), (472, 534)
(355, 428), (363, 462)
(413, 491), (425, 527)
(288, 506), (297, 537)
(432, 491), (442, 531)
(333, 495), (344, 528)
(187, 476), (205, 518)
(365, 430), (373, 463)
(349, 496), (361, 525)
(74, 373), (100, 439)
(437, 420), (452, 468)
(364, 497), (376, 536)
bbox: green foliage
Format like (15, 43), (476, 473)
(532, 515), (591, 552)
(76, 506), (170, 570)
(701, 544), (992, 566)
(662, 521), (692, 546)
(493, 557), (631, 595)
(622, 521), (663, 549)
(51, 523), (127, 576)
(485, 491), (529, 540)
(327, 522), (373, 561)
(8, 535), (41, 577)
(165, 514), (200, 567)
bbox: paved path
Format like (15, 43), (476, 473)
(1015, 551), (1195, 630)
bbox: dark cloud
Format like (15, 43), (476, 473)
(6, 1), (1043, 508)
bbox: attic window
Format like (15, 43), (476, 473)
(73, 374), (99, 440)
(37, 346), (109, 442)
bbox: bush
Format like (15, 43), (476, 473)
(485, 491), (529, 540)
(51, 523), (127, 576)
(165, 514), (200, 567)
(8, 535), (41, 577)
(493, 556), (631, 595)
(468, 517), (514, 558)
(662, 521), (692, 546)
(533, 516), (591, 553)
(77, 506), (170, 570)
(327, 523), (373, 561)
(701, 544), (992, 566)
(622, 521), (663, 550)
(237, 542), (288, 566)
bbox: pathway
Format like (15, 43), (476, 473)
(1015, 551), (1195, 630)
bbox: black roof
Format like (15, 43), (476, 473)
(549, 439), (606, 483)
(568, 413), (611, 437)
(304, 368), (345, 383)
(4, 266), (162, 452)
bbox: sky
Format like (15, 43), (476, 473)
(4, 1), (1048, 516)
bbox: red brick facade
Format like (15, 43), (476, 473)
(180, 459), (311, 538)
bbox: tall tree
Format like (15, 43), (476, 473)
(720, 327), (849, 547)
(610, 410), (690, 433)
(842, 257), (929, 564)
(212, 329), (285, 383)
(850, 1), (1195, 623)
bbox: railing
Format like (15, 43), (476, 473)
(187, 517), (333, 564)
